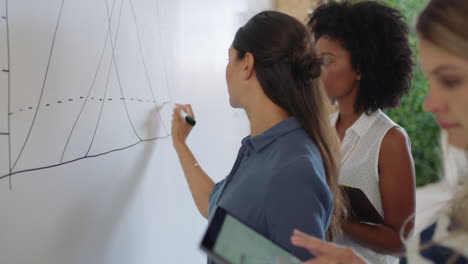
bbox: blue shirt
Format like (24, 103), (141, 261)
(208, 117), (333, 262)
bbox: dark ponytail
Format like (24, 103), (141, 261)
(233, 11), (347, 240)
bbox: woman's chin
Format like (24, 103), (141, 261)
(229, 99), (242, 109)
(448, 132), (468, 150)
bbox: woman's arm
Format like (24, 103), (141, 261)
(172, 104), (214, 219)
(343, 127), (416, 254)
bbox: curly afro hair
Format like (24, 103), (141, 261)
(307, 1), (414, 114)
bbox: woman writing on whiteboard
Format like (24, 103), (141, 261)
(171, 11), (347, 262)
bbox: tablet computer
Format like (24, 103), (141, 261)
(200, 207), (303, 264)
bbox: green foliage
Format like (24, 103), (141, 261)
(375, 0), (442, 186)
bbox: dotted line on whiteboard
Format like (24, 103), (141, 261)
(7, 97), (163, 116)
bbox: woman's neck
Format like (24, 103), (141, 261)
(334, 82), (362, 129)
(335, 96), (363, 140)
(337, 101), (361, 128)
(245, 99), (290, 137)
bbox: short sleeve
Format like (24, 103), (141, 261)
(209, 179), (226, 202)
(207, 179), (227, 221)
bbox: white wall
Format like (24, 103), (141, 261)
(0, 0), (271, 263)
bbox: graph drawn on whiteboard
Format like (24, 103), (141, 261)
(0, 0), (175, 185)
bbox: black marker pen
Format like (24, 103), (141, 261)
(180, 109), (196, 126)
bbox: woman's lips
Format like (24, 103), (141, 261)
(437, 120), (460, 129)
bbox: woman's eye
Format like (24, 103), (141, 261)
(439, 77), (463, 89)
(322, 57), (334, 66)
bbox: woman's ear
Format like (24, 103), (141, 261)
(243, 52), (256, 80)
(356, 69), (361, 81)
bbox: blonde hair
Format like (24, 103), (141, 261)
(417, 0), (468, 61)
(415, 0), (468, 256)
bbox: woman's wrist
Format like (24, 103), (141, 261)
(342, 219), (356, 234)
(173, 140), (187, 150)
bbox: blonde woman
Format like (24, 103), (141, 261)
(291, 0), (468, 263)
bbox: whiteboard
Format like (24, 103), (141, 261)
(0, 0), (271, 263)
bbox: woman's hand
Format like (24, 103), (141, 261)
(171, 104), (195, 148)
(291, 229), (368, 264)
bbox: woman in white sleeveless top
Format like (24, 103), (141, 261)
(307, 2), (416, 263)
(292, 0), (468, 263)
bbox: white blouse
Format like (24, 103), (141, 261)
(331, 109), (407, 264)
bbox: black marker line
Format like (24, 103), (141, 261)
(5, 0), (12, 188)
(2, 0), (174, 184)
(0, 135), (170, 180)
(128, 0), (168, 136)
(60, 0), (118, 163)
(104, 0), (142, 142)
(85, 0), (125, 156)
(11, 0), (66, 172)
(7, 96), (157, 115)
(85, 57), (114, 156)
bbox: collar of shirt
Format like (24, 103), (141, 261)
(241, 117), (302, 153)
(330, 109), (381, 138)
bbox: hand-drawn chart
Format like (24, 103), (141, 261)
(0, 1), (270, 263)
(0, 0), (174, 186)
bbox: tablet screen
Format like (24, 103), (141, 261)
(201, 207), (302, 264)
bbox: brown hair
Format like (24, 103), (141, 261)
(417, 0), (468, 60)
(233, 10), (347, 240)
